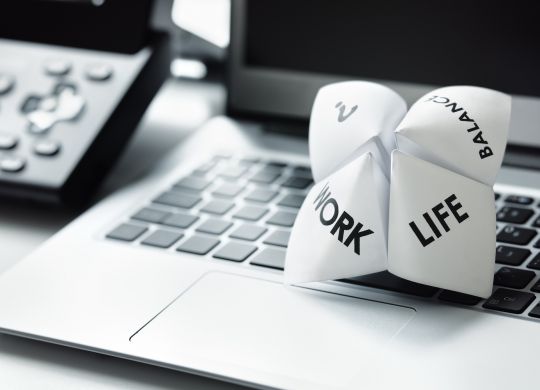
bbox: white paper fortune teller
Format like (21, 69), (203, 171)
(285, 82), (511, 298)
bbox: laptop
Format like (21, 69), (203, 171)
(1, 1), (540, 388)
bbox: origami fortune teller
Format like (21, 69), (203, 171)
(285, 81), (511, 298)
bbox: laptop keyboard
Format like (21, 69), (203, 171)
(105, 154), (540, 321)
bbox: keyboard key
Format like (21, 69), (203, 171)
(342, 271), (439, 298)
(53, 81), (77, 95)
(174, 176), (211, 192)
(213, 242), (257, 262)
(496, 225), (537, 245)
(266, 211), (297, 227)
(192, 161), (216, 176)
(0, 133), (18, 150)
(196, 219), (233, 235)
(177, 235), (220, 255)
(278, 194), (305, 208)
(495, 245), (531, 266)
(483, 288), (535, 314)
(438, 290), (482, 306)
(233, 205), (269, 221)
(85, 63), (113, 81)
(0, 155), (25, 172)
(533, 216), (540, 228)
(265, 161), (287, 169)
(494, 192), (500, 201)
(153, 191), (201, 209)
(527, 253), (540, 270)
(44, 59), (71, 76)
(213, 183), (244, 197)
(219, 165), (248, 179)
(239, 157), (260, 165)
(250, 248), (286, 270)
(131, 207), (171, 224)
(21, 95), (41, 113)
(230, 224), (267, 241)
(250, 169), (281, 184)
(291, 165), (312, 178)
(34, 140), (61, 156)
(263, 230), (290, 247)
(141, 230), (183, 248)
(496, 206), (534, 224)
(106, 223), (147, 242)
(535, 239), (540, 249)
(245, 188), (279, 203)
(162, 213), (199, 229)
(505, 195), (534, 205)
(530, 280), (540, 293)
(494, 267), (536, 289)
(0, 74), (15, 95)
(528, 303), (540, 318)
(281, 176), (313, 189)
(200, 200), (235, 215)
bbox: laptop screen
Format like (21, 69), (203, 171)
(229, 0), (540, 148)
(246, 1), (539, 98)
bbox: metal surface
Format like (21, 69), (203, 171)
(0, 79), (244, 390)
(0, 114), (539, 389)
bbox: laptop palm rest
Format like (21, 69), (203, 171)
(130, 272), (416, 388)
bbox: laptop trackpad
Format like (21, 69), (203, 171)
(130, 272), (415, 388)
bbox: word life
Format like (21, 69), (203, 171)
(313, 183), (374, 255)
(409, 194), (469, 247)
(426, 95), (493, 160)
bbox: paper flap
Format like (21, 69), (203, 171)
(309, 81), (406, 182)
(285, 153), (389, 284)
(387, 151), (495, 298)
(395, 86), (511, 186)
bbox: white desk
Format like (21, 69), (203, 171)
(0, 78), (247, 389)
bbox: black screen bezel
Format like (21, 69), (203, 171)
(0, 0), (154, 53)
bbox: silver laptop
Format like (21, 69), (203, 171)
(1, 1), (540, 389)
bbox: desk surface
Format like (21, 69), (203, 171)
(0, 79), (247, 389)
